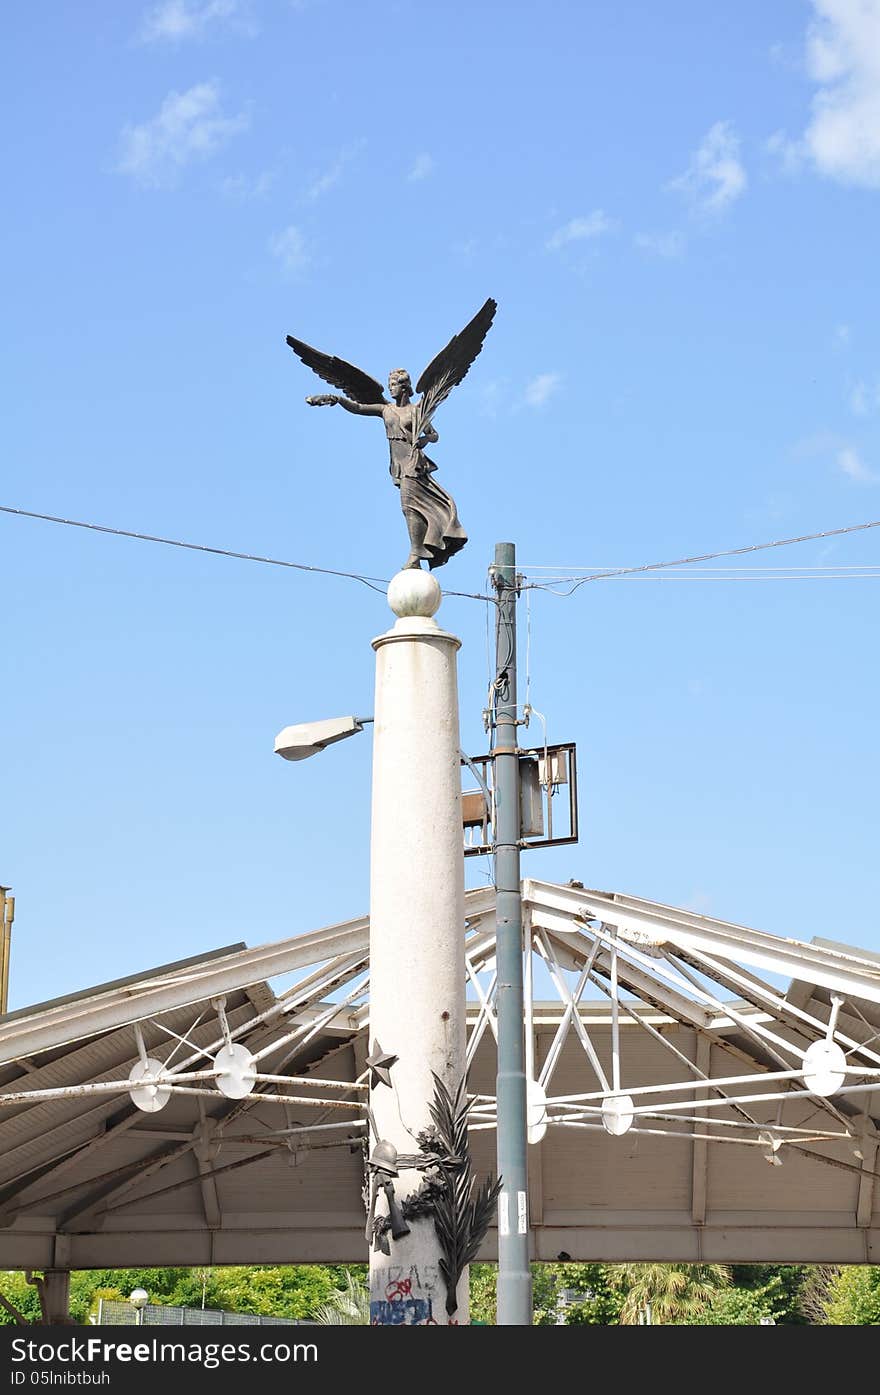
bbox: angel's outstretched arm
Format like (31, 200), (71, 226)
(336, 396), (384, 417)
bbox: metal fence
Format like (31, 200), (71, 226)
(96, 1299), (311, 1326)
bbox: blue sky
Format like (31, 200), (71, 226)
(2, 0), (880, 1010)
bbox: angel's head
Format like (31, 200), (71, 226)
(387, 369), (412, 403)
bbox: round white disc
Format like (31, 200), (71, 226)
(602, 1093), (635, 1136)
(802, 1039), (847, 1096)
(527, 1078), (548, 1145)
(214, 1043), (257, 1099)
(128, 1057), (172, 1113)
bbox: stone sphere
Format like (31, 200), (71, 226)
(387, 568), (442, 618)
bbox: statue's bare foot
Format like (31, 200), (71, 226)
(402, 554), (423, 570)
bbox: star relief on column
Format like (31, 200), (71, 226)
(366, 1040), (399, 1090)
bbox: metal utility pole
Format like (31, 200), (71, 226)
(490, 542), (533, 1324)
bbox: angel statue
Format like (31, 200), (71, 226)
(286, 298), (497, 571)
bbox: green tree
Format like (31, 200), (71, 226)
(823, 1266), (880, 1325)
(468, 1262), (623, 1325)
(469, 1264), (498, 1325)
(551, 1264), (624, 1326)
(1, 1265), (372, 1326)
(312, 1271), (370, 1325)
(691, 1276), (787, 1325)
(729, 1263), (809, 1324)
(797, 1265), (839, 1324)
(607, 1262), (732, 1325)
(469, 1263), (571, 1325)
(165, 1265), (360, 1320)
(0, 1272), (42, 1325)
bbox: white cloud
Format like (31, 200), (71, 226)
(452, 236), (478, 260)
(838, 446), (877, 480)
(850, 380), (869, 414)
(765, 128), (804, 175)
(772, 3), (880, 187)
(834, 323), (851, 349)
(803, 0), (880, 186)
(220, 168), (274, 199)
(478, 379), (506, 417)
(850, 376), (880, 414)
(523, 373), (561, 408)
(791, 429), (846, 458)
(139, 0), (242, 42)
(791, 432), (877, 483)
(305, 158), (345, 202)
(633, 230), (685, 258)
(304, 140), (364, 202)
(118, 82), (248, 187)
(408, 153), (434, 182)
(546, 211), (614, 251)
(669, 121), (747, 214)
(269, 224), (310, 277)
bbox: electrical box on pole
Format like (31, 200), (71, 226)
(460, 742), (578, 856)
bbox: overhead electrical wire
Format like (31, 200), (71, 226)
(520, 517), (880, 594)
(0, 504), (493, 602)
(3, 502), (879, 602)
(529, 572), (880, 584)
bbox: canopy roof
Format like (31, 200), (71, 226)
(1, 880), (878, 1270)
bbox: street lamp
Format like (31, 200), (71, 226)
(274, 715), (371, 762)
(129, 1289), (148, 1325)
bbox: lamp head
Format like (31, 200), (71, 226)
(274, 715), (366, 762)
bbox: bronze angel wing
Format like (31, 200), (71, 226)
(285, 335), (387, 404)
(414, 297), (497, 426)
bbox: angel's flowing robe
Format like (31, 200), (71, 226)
(382, 405), (467, 569)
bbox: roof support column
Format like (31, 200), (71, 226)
(691, 1030), (711, 1225)
(31, 1269), (71, 1325)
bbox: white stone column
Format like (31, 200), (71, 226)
(368, 570), (468, 1326)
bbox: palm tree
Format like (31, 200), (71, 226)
(608, 1263), (732, 1325)
(312, 1271), (371, 1326)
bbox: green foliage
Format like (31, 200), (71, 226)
(550, 1264), (624, 1326)
(3, 1265), (366, 1326)
(530, 1264), (562, 1325)
(161, 1265), (359, 1320)
(823, 1266), (880, 1325)
(0, 1272), (42, 1325)
(312, 1271), (370, 1325)
(0, 1260), (851, 1327)
(83, 1288), (126, 1326)
(691, 1277), (787, 1325)
(607, 1262), (732, 1325)
(468, 1262), (623, 1326)
(468, 1264), (498, 1325)
(729, 1263), (809, 1324)
(797, 1264), (839, 1324)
